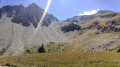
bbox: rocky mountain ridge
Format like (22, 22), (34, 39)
(0, 3), (120, 56)
(64, 10), (114, 23)
(0, 3), (58, 28)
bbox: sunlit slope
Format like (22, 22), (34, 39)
(51, 12), (120, 53)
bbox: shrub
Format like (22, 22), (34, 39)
(25, 49), (31, 54)
(117, 49), (120, 52)
(0, 48), (6, 55)
(38, 44), (45, 53)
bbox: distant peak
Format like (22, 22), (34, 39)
(78, 9), (100, 16)
(27, 2), (39, 8)
(96, 10), (114, 15)
(97, 10), (110, 12)
(31, 2), (37, 6)
(77, 10), (114, 16)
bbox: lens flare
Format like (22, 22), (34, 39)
(39, 0), (51, 26)
(31, 0), (51, 36)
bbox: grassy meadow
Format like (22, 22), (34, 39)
(0, 52), (120, 67)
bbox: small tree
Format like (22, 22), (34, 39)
(117, 48), (120, 52)
(0, 48), (6, 55)
(38, 44), (45, 53)
(25, 49), (31, 54)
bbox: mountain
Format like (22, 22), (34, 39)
(0, 3), (58, 28)
(64, 10), (114, 23)
(0, 3), (120, 56)
(62, 12), (120, 52)
(0, 3), (68, 56)
(56, 10), (120, 53)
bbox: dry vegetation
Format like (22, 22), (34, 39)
(1, 52), (120, 67)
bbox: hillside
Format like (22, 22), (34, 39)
(58, 12), (120, 53)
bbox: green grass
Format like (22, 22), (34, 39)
(1, 52), (120, 67)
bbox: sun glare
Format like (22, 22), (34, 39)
(39, 0), (51, 26)
(31, 0), (51, 36)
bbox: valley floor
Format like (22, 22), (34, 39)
(0, 52), (120, 67)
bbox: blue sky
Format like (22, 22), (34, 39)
(0, 0), (120, 20)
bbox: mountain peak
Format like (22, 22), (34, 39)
(95, 10), (114, 15)
(27, 2), (39, 8)
(31, 2), (38, 6)
(65, 10), (115, 22)
(10, 3), (58, 28)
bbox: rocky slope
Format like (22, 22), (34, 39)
(0, 3), (120, 56)
(0, 3), (58, 28)
(61, 12), (120, 52)
(0, 3), (69, 56)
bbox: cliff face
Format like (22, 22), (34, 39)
(0, 3), (58, 28)
(61, 23), (81, 33)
